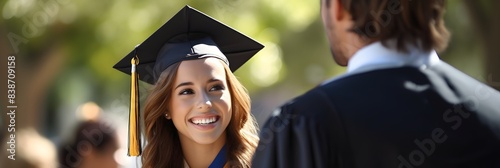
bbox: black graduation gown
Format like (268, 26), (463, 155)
(252, 62), (500, 168)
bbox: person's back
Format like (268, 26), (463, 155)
(253, 0), (500, 167)
(320, 65), (500, 167)
(254, 64), (500, 167)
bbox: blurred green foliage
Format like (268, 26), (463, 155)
(0, 0), (497, 134)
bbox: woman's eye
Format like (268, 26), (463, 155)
(179, 89), (194, 95)
(210, 85), (225, 91)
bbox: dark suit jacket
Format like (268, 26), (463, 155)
(252, 62), (500, 168)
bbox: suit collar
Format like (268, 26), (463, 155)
(347, 41), (441, 74)
(322, 41), (441, 86)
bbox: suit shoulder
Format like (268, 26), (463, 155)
(273, 87), (337, 119)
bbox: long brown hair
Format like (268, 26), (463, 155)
(142, 60), (259, 168)
(325, 0), (450, 52)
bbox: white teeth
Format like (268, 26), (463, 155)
(192, 117), (217, 125)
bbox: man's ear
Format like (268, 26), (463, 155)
(334, 0), (346, 21)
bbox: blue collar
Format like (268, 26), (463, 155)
(208, 144), (227, 168)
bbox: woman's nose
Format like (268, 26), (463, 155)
(196, 92), (212, 111)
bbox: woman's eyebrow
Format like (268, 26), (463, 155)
(174, 82), (193, 90)
(174, 78), (223, 89)
(207, 78), (222, 83)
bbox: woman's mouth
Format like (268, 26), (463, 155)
(189, 116), (220, 125)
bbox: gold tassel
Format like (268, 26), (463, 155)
(128, 55), (141, 156)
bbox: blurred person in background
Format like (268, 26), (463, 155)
(58, 120), (119, 168)
(0, 128), (58, 168)
(253, 0), (500, 167)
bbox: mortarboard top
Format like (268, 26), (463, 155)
(113, 5), (264, 85)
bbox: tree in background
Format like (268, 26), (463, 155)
(464, 0), (500, 91)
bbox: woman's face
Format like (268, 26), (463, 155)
(170, 58), (232, 145)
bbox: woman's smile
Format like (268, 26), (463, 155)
(188, 115), (221, 131)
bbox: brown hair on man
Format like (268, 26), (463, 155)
(325, 0), (450, 52)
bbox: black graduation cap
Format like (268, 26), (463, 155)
(113, 5), (264, 85)
(112, 5), (263, 157)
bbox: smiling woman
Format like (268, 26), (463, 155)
(170, 58), (232, 147)
(145, 58), (257, 168)
(112, 5), (264, 168)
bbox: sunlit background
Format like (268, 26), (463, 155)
(1, 0), (498, 167)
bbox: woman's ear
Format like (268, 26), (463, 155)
(237, 109), (247, 130)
